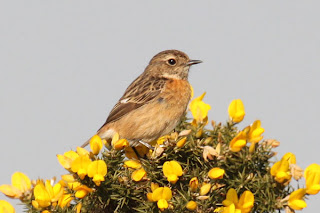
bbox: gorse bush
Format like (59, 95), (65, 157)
(1, 93), (319, 213)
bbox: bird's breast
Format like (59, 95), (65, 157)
(160, 79), (192, 107)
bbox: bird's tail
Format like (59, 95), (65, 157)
(81, 138), (91, 148)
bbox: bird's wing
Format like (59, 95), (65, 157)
(98, 75), (166, 130)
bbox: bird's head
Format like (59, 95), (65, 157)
(145, 50), (202, 80)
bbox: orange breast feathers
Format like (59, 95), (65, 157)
(161, 79), (192, 106)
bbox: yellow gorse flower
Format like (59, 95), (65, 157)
(208, 168), (225, 180)
(76, 202), (82, 213)
(147, 183), (160, 202)
(152, 187), (172, 211)
(186, 200), (197, 210)
(111, 132), (129, 150)
(190, 84), (194, 99)
(222, 188), (254, 213)
(89, 135), (103, 155)
(270, 153), (297, 184)
(189, 92), (211, 123)
(125, 159), (146, 182)
(74, 185), (93, 199)
(237, 191), (255, 213)
(247, 120), (264, 152)
(163, 161), (183, 184)
(282, 153), (303, 181)
(288, 188), (307, 210)
(228, 99), (245, 123)
(304, 163), (320, 195)
(57, 146), (89, 171)
(57, 150), (79, 170)
(222, 188), (238, 207)
(247, 120), (264, 143)
(229, 131), (247, 152)
(157, 135), (170, 145)
(176, 137), (187, 148)
(61, 174), (75, 184)
(76, 146), (90, 156)
(113, 139), (129, 150)
(189, 177), (199, 192)
(58, 193), (73, 208)
(270, 158), (291, 184)
(0, 172), (32, 199)
(151, 182), (159, 192)
(221, 203), (235, 213)
(0, 200), (15, 213)
(124, 160), (142, 169)
(131, 168), (147, 182)
(32, 180), (64, 209)
(229, 120), (264, 153)
(200, 183), (211, 196)
(61, 175), (82, 191)
(87, 160), (107, 186)
(282, 152), (296, 165)
(71, 155), (92, 180)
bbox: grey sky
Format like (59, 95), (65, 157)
(0, 1), (319, 212)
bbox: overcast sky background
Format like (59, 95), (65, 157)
(0, 1), (319, 212)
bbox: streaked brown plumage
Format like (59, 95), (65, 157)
(81, 50), (202, 148)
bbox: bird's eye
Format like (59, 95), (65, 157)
(168, 58), (176, 66)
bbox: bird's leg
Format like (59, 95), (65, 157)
(139, 140), (154, 150)
(132, 146), (142, 159)
(131, 141), (154, 159)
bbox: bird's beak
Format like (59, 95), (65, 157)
(187, 60), (203, 66)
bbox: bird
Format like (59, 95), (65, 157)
(81, 50), (202, 148)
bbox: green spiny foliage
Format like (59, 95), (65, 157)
(4, 116), (299, 213)
(63, 118), (292, 213)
